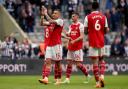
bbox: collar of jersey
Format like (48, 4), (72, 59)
(72, 21), (80, 25)
(91, 11), (99, 13)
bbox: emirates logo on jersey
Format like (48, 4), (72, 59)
(75, 27), (79, 30)
(71, 31), (78, 35)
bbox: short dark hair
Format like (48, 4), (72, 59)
(92, 1), (99, 10)
(54, 9), (61, 13)
(72, 12), (79, 17)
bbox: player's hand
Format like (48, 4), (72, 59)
(42, 6), (47, 15)
(66, 32), (70, 37)
(70, 40), (75, 44)
(41, 6), (45, 16)
(66, 37), (71, 40)
(104, 27), (110, 33)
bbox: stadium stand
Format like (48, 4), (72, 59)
(0, 0), (128, 59)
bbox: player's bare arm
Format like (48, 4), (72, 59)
(84, 27), (88, 34)
(104, 16), (109, 33)
(61, 29), (71, 40)
(62, 29), (67, 34)
(42, 6), (59, 24)
(40, 16), (50, 26)
(61, 33), (71, 40)
(62, 29), (70, 37)
(40, 7), (50, 26)
(84, 16), (88, 34)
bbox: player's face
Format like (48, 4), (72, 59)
(71, 14), (78, 22)
(52, 11), (60, 19)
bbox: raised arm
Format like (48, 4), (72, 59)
(42, 6), (63, 26)
(40, 6), (50, 26)
(42, 6), (55, 23)
(40, 16), (50, 26)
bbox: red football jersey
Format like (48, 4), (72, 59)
(44, 24), (55, 50)
(84, 11), (108, 48)
(68, 22), (84, 51)
(47, 19), (63, 46)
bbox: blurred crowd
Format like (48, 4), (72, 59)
(0, 35), (31, 59)
(0, 34), (46, 59)
(0, 0), (128, 59)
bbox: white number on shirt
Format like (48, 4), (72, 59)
(45, 28), (49, 38)
(95, 20), (101, 31)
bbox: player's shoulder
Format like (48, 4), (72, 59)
(78, 22), (84, 27)
(90, 11), (106, 18)
(55, 18), (64, 26)
(57, 18), (63, 21)
(97, 12), (106, 17)
(55, 18), (63, 22)
(78, 21), (83, 25)
(86, 13), (94, 19)
(70, 22), (83, 28)
(85, 14), (90, 18)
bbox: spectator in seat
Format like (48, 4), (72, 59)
(110, 37), (125, 56)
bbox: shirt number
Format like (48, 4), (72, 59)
(95, 20), (101, 31)
(45, 29), (49, 38)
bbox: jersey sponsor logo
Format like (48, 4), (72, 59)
(70, 31), (78, 36)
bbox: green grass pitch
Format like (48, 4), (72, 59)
(0, 75), (128, 89)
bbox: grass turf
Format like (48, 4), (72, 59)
(0, 75), (128, 89)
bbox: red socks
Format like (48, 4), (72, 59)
(42, 64), (46, 78)
(77, 63), (88, 76)
(99, 60), (106, 75)
(54, 64), (58, 79)
(58, 67), (62, 79)
(54, 62), (62, 79)
(93, 64), (99, 82)
(66, 64), (72, 78)
(42, 64), (50, 78)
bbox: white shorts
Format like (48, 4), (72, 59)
(89, 47), (104, 57)
(67, 49), (83, 61)
(45, 44), (62, 61)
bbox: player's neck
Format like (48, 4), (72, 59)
(73, 20), (78, 24)
(92, 10), (99, 13)
(54, 17), (60, 20)
(92, 9), (99, 12)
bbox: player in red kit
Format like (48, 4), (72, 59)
(84, 1), (109, 88)
(62, 12), (91, 84)
(38, 6), (63, 85)
(40, 16), (55, 51)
